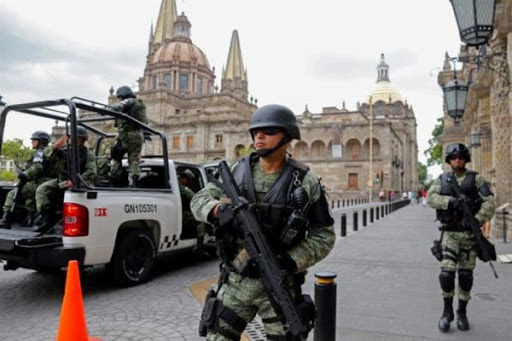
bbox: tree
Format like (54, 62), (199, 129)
(1, 138), (32, 170)
(424, 117), (444, 166)
(418, 162), (427, 184)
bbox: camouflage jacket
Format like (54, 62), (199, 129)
(190, 157), (335, 273)
(112, 98), (148, 135)
(24, 147), (51, 181)
(44, 145), (97, 184)
(427, 169), (495, 224)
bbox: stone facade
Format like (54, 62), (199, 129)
(437, 0), (512, 240)
(105, 0), (418, 200)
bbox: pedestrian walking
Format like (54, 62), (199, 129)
(427, 143), (495, 332)
(191, 104), (335, 340)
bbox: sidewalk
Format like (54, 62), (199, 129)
(303, 204), (512, 341)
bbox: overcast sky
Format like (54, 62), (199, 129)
(0, 0), (463, 176)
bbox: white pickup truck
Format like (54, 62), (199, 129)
(0, 98), (214, 286)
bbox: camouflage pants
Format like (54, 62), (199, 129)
(440, 231), (477, 301)
(207, 272), (291, 340)
(111, 131), (143, 179)
(183, 211), (207, 238)
(35, 178), (61, 213)
(3, 180), (39, 213)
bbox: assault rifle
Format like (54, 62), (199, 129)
(447, 175), (498, 278)
(213, 160), (310, 339)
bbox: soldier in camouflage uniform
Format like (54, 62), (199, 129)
(178, 169), (208, 256)
(191, 104), (335, 340)
(427, 143), (495, 332)
(0, 131), (53, 229)
(110, 86), (148, 187)
(34, 126), (96, 232)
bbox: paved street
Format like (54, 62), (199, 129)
(0, 203), (511, 340)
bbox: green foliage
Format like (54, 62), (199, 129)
(1, 138), (32, 168)
(424, 117), (444, 166)
(0, 170), (17, 181)
(418, 162), (427, 183)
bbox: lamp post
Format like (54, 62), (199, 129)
(368, 97), (373, 203)
(442, 78), (469, 122)
(449, 0), (496, 47)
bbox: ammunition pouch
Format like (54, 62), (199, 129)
(280, 210), (308, 247)
(198, 289), (220, 337)
(111, 141), (124, 161)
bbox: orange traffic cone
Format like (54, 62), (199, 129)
(56, 260), (101, 341)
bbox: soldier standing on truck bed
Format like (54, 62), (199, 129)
(34, 126), (96, 233)
(110, 86), (148, 188)
(0, 131), (54, 229)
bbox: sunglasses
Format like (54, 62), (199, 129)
(251, 127), (282, 136)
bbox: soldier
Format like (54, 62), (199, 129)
(0, 131), (53, 228)
(110, 85), (148, 187)
(191, 104), (335, 340)
(427, 143), (495, 332)
(178, 169), (207, 256)
(34, 126), (96, 232)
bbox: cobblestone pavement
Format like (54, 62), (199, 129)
(0, 203), (511, 341)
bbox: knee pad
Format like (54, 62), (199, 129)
(439, 270), (455, 292)
(458, 270), (473, 292)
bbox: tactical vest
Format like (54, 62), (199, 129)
(436, 171), (482, 226)
(57, 147), (89, 181)
(232, 153), (309, 249)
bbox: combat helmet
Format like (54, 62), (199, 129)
(76, 126), (88, 140)
(249, 104), (301, 140)
(116, 86), (134, 100)
(445, 143), (471, 163)
(30, 131), (51, 146)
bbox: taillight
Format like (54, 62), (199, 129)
(63, 203), (89, 237)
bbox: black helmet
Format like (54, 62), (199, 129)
(30, 131), (51, 146)
(116, 86), (134, 99)
(76, 126), (88, 140)
(249, 104), (301, 140)
(445, 143), (471, 163)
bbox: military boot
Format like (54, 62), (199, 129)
(193, 236), (209, 258)
(456, 300), (470, 331)
(0, 211), (12, 229)
(34, 213), (52, 233)
(22, 211), (36, 227)
(131, 175), (139, 188)
(438, 297), (454, 332)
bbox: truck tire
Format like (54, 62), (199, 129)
(107, 229), (156, 286)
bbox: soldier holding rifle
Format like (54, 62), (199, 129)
(427, 143), (495, 332)
(191, 105), (335, 340)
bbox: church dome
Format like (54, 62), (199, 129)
(365, 53), (404, 104)
(148, 13), (211, 70)
(149, 40), (211, 69)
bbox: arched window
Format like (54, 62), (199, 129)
(293, 141), (309, 159)
(363, 138), (381, 159)
(310, 140), (326, 159)
(346, 139), (361, 161)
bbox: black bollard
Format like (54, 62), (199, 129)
(342, 199), (345, 208)
(362, 209), (367, 227)
(353, 211), (358, 231)
(376, 206), (380, 220)
(337, 199), (340, 208)
(314, 272), (337, 341)
(370, 208), (374, 223)
(340, 213), (346, 237)
(331, 200), (334, 209)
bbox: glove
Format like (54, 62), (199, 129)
(217, 203), (234, 228)
(18, 172), (28, 182)
(449, 197), (464, 210)
(278, 253), (298, 273)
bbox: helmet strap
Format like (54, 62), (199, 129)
(255, 136), (291, 157)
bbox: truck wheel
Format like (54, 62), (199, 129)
(107, 230), (156, 286)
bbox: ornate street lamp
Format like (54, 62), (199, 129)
(470, 130), (481, 147)
(442, 78), (469, 121)
(449, 0), (496, 47)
